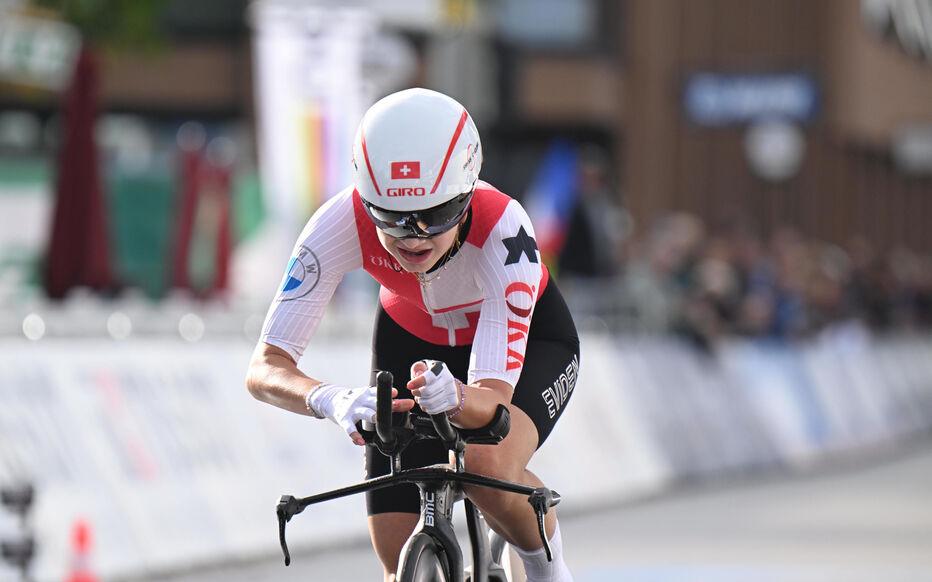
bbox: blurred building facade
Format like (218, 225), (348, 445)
(623, 0), (932, 255)
(1, 0), (931, 315)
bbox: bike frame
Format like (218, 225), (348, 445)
(405, 474), (462, 580)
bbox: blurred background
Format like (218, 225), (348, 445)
(1, 0), (931, 580)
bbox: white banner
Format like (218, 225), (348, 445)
(251, 1), (373, 242)
(2, 331), (931, 580)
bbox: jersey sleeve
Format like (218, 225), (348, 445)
(468, 200), (543, 387)
(260, 188), (363, 362)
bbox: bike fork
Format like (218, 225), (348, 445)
(413, 480), (464, 582)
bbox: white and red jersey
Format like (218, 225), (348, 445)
(260, 180), (549, 387)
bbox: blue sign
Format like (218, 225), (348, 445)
(683, 72), (819, 126)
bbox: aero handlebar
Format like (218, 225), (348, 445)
(375, 371), (396, 449)
(276, 370), (561, 566)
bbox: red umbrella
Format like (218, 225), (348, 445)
(44, 45), (114, 299)
(207, 159), (233, 296)
(170, 129), (234, 299)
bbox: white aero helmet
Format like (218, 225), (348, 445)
(353, 88), (482, 220)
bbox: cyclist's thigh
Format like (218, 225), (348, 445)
(464, 333), (579, 484)
(368, 512), (419, 577)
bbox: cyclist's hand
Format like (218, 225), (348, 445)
(407, 360), (462, 415)
(308, 384), (413, 445)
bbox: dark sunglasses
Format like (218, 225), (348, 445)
(362, 191), (473, 239)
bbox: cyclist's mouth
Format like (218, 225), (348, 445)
(397, 247), (432, 264)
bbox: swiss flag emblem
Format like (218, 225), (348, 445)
(391, 161), (420, 180)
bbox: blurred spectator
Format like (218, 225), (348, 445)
(618, 213), (704, 334)
(585, 211), (932, 344)
(558, 145), (630, 278)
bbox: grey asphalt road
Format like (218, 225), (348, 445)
(145, 445), (932, 582)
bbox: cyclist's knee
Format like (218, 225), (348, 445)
(464, 405), (537, 483)
(465, 444), (523, 482)
(464, 446), (527, 514)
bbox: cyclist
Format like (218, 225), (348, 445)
(247, 88), (579, 582)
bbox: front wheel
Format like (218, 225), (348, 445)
(398, 532), (452, 582)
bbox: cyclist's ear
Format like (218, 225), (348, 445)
(410, 360), (429, 380)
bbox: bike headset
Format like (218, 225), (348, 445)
(353, 88), (482, 239)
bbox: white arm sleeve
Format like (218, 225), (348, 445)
(468, 200), (543, 388)
(260, 189), (362, 362)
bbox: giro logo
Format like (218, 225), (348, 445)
(369, 255), (403, 273)
(387, 187), (426, 197)
(280, 246), (321, 301)
(504, 281), (535, 371)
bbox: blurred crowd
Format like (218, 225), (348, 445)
(623, 214), (932, 346)
(561, 206), (932, 346)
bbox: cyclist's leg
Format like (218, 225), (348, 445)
(464, 404), (575, 582)
(368, 512), (419, 580)
(464, 329), (579, 582)
(463, 403), (554, 548)
(465, 282), (578, 550)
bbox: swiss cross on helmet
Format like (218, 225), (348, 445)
(352, 88), (483, 214)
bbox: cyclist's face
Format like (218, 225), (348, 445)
(377, 222), (461, 273)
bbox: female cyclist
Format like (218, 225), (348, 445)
(246, 88), (578, 582)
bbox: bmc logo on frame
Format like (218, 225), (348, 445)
(424, 491), (436, 526)
(386, 187), (426, 197)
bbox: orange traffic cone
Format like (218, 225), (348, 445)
(65, 519), (98, 582)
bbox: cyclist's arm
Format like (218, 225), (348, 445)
(247, 342), (325, 415)
(457, 377), (513, 428)
(245, 189), (361, 413)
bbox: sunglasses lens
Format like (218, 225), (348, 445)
(363, 191), (472, 238)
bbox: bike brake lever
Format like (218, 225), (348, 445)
(277, 495), (304, 566)
(528, 488), (555, 562)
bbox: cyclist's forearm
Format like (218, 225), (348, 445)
(451, 379), (511, 429)
(246, 347), (323, 416)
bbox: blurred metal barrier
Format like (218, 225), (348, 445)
(1, 330), (931, 581)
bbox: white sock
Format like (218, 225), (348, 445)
(511, 521), (573, 582)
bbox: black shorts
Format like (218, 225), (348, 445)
(365, 281), (580, 515)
